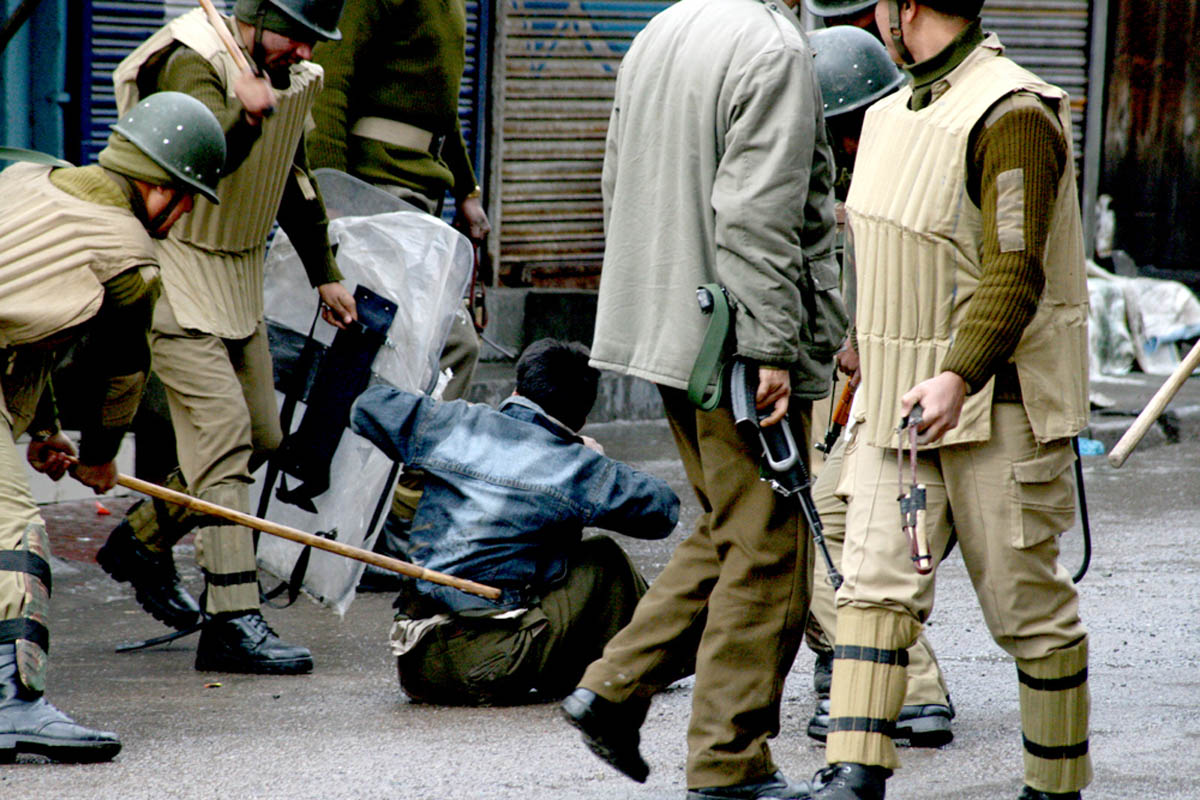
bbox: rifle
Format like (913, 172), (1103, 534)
(729, 358), (844, 590)
(816, 376), (856, 454)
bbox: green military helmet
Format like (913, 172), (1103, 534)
(804, 0), (876, 18)
(921, 0), (985, 17)
(234, 0), (344, 42)
(111, 91), (226, 203)
(810, 25), (906, 119)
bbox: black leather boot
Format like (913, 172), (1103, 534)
(687, 770), (813, 799)
(560, 688), (650, 782)
(0, 644), (121, 763)
(811, 763), (890, 800)
(1017, 787), (1081, 800)
(97, 520), (201, 630)
(195, 611), (313, 674)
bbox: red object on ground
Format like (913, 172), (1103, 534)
(95, 501), (111, 515)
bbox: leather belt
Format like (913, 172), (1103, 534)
(351, 116), (445, 158)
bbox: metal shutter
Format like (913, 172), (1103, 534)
(982, 1), (1091, 161)
(80, 0), (176, 166)
(491, 0), (669, 287)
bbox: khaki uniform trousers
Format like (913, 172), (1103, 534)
(578, 386), (811, 790)
(807, 434), (949, 707)
(397, 536), (647, 705)
(829, 401), (1090, 792)
(149, 296), (282, 614)
(0, 349), (56, 692)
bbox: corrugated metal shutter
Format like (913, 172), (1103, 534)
(80, 0), (172, 165)
(982, 1), (1091, 162)
(493, 0), (669, 287)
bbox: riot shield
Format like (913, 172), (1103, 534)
(251, 169), (472, 615)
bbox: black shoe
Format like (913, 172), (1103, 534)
(894, 703), (954, 747)
(195, 612), (313, 674)
(0, 645), (120, 763)
(97, 520), (201, 630)
(1017, 788), (1081, 800)
(560, 688), (649, 783)
(811, 763), (890, 800)
(687, 770), (813, 799)
(808, 700), (954, 748)
(813, 650), (833, 698)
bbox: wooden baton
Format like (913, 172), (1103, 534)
(63, 459), (501, 601)
(198, 0), (254, 74)
(1108, 338), (1200, 468)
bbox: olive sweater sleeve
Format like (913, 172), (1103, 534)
(940, 96), (1067, 394)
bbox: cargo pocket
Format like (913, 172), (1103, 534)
(1011, 442), (1076, 549)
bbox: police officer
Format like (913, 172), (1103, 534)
(96, 0), (356, 675)
(0, 93), (224, 762)
(802, 25), (955, 750)
(812, 2), (1091, 799)
(805, 0), (878, 32)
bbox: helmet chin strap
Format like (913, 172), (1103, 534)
(888, 0), (916, 64)
(143, 189), (186, 240)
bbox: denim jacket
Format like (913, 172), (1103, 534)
(350, 386), (680, 612)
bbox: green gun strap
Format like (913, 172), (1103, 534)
(0, 146), (72, 168)
(686, 283), (733, 411)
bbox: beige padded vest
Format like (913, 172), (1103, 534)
(846, 36), (1088, 449)
(0, 163), (156, 347)
(113, 9), (324, 338)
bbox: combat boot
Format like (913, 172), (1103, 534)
(1017, 788), (1081, 800)
(0, 644), (121, 763)
(195, 611), (313, 674)
(560, 688), (650, 782)
(687, 770), (813, 799)
(810, 763), (890, 800)
(97, 520), (201, 630)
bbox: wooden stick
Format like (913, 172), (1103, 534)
(1108, 338), (1200, 468)
(198, 0), (253, 74)
(109, 469), (501, 601)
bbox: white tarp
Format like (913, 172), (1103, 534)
(1087, 261), (1200, 378)
(252, 170), (472, 615)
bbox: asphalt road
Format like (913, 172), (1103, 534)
(5, 381), (1200, 799)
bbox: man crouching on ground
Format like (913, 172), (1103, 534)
(349, 338), (680, 705)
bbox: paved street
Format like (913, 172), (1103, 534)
(4, 373), (1200, 799)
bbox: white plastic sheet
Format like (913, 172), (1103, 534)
(252, 170), (472, 615)
(1087, 261), (1200, 377)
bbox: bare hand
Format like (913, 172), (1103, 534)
(73, 460), (119, 494)
(233, 72), (276, 125)
(454, 196), (491, 243)
(755, 366), (791, 427)
(26, 433), (75, 481)
(318, 282), (357, 329)
(835, 337), (859, 378)
(900, 371), (967, 445)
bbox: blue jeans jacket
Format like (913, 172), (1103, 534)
(350, 386), (680, 612)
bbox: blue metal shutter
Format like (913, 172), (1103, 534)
(444, 0), (491, 223)
(79, 0), (178, 165)
(493, 0), (669, 287)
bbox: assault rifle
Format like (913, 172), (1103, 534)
(729, 358), (844, 590)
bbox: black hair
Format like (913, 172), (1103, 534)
(923, 0), (985, 19)
(515, 339), (600, 432)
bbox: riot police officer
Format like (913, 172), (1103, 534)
(0, 93), (224, 762)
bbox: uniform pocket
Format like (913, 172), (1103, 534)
(1010, 442), (1076, 549)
